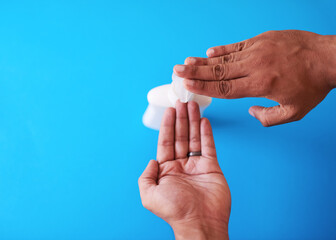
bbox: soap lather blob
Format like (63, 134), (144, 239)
(142, 73), (212, 130)
(171, 73), (194, 103)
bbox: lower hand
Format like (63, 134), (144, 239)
(138, 101), (231, 240)
(174, 30), (336, 126)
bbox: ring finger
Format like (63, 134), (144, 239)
(175, 101), (189, 159)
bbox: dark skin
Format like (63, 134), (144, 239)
(174, 30), (336, 126)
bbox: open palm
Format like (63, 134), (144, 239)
(139, 101), (231, 238)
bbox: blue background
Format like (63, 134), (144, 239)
(0, 0), (335, 239)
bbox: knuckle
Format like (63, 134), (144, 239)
(190, 136), (200, 144)
(208, 57), (217, 65)
(159, 139), (174, 147)
(195, 80), (206, 90)
(236, 41), (246, 51)
(221, 53), (234, 63)
(175, 135), (188, 142)
(263, 72), (279, 90)
(212, 64), (226, 80)
(217, 80), (232, 97)
(190, 65), (198, 76)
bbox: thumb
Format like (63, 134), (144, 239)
(138, 160), (158, 194)
(249, 105), (297, 127)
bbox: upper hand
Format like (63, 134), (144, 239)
(138, 101), (231, 240)
(174, 30), (336, 126)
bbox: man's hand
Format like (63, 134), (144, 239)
(138, 101), (231, 240)
(174, 30), (336, 126)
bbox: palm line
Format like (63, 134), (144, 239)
(157, 172), (225, 186)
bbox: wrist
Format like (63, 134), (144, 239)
(319, 34), (336, 89)
(171, 219), (229, 240)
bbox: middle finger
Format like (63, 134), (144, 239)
(175, 101), (189, 159)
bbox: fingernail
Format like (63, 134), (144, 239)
(207, 49), (215, 56)
(174, 65), (185, 73)
(187, 57), (196, 64)
(249, 109), (255, 118)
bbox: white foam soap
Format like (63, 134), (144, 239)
(169, 73), (194, 103)
(142, 73), (212, 130)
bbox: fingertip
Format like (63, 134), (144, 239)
(200, 117), (212, 132)
(175, 100), (188, 122)
(206, 48), (215, 57)
(201, 117), (209, 122)
(145, 159), (158, 171)
(187, 101), (200, 121)
(173, 65), (178, 75)
(248, 106), (275, 127)
(148, 159), (159, 173)
(248, 106), (264, 125)
(248, 106), (257, 118)
(188, 100), (200, 110)
(173, 64), (185, 75)
(175, 99), (187, 110)
(249, 105), (264, 117)
(161, 107), (176, 126)
(149, 159), (157, 165)
(165, 107), (176, 116)
(184, 57), (197, 65)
